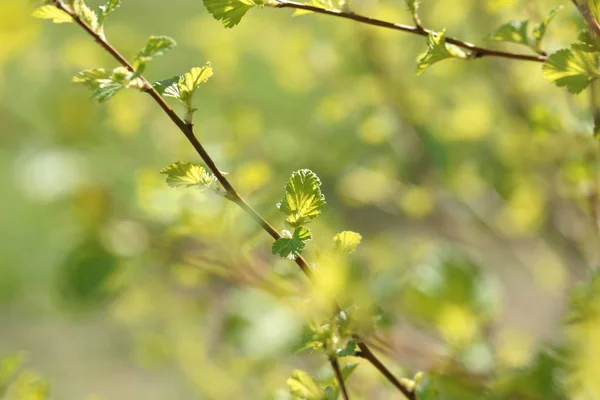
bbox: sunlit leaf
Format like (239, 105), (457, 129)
(543, 47), (600, 94)
(32, 5), (73, 23)
(160, 161), (216, 188)
(287, 369), (324, 399)
(487, 20), (530, 46)
(203, 0), (261, 28)
(416, 30), (468, 75)
(153, 76), (180, 96)
(178, 64), (214, 103)
(272, 227), (312, 259)
(532, 6), (563, 51)
(134, 36), (177, 72)
(333, 231), (362, 254)
(277, 169), (326, 228)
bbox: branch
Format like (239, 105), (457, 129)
(329, 356), (350, 400)
(357, 341), (417, 400)
(274, 0), (547, 63)
(51, 1), (415, 398)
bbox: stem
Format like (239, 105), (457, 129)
(357, 341), (417, 400)
(329, 356), (350, 400)
(273, 0), (547, 63)
(52, 1), (413, 397)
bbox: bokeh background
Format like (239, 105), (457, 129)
(2, 0), (600, 398)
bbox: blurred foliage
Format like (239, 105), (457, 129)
(3, 0), (600, 399)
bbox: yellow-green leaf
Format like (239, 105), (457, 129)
(416, 30), (468, 75)
(333, 231), (362, 254)
(160, 161), (216, 188)
(32, 5), (73, 23)
(277, 169), (326, 228)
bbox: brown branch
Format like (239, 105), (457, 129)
(357, 341), (417, 400)
(329, 356), (350, 400)
(51, 1), (415, 398)
(273, 0), (547, 63)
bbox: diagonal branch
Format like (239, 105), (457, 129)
(273, 0), (548, 63)
(51, 0), (415, 398)
(329, 356), (351, 400)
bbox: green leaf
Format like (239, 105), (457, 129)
(416, 30), (468, 75)
(543, 47), (600, 94)
(532, 6), (563, 50)
(341, 363), (358, 380)
(203, 0), (260, 28)
(32, 5), (73, 23)
(94, 81), (124, 102)
(134, 36), (177, 72)
(404, 0), (421, 26)
(487, 20), (529, 46)
(333, 231), (362, 254)
(72, 68), (129, 102)
(337, 339), (358, 357)
(178, 64), (214, 104)
(72, 68), (124, 102)
(415, 373), (440, 400)
(72, 0), (99, 31)
(272, 227), (312, 259)
(287, 370), (324, 399)
(153, 76), (180, 96)
(160, 161), (216, 188)
(98, 0), (120, 22)
(277, 169), (326, 228)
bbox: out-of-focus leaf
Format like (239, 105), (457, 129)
(272, 227), (312, 259)
(416, 30), (468, 75)
(277, 169), (326, 228)
(32, 5), (73, 23)
(57, 239), (119, 307)
(532, 6), (563, 50)
(160, 161), (216, 188)
(287, 369), (324, 399)
(333, 231), (362, 254)
(98, 0), (121, 24)
(487, 20), (530, 46)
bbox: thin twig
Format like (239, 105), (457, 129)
(329, 356), (350, 400)
(51, 1), (415, 398)
(273, 0), (548, 63)
(357, 341), (417, 400)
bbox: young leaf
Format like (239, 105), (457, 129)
(287, 370), (324, 399)
(333, 231), (362, 254)
(72, 68), (125, 102)
(134, 36), (177, 72)
(416, 30), (468, 75)
(71, 0), (99, 31)
(160, 161), (216, 188)
(404, 0), (422, 27)
(487, 20), (530, 46)
(203, 0), (260, 28)
(32, 5), (73, 23)
(341, 363), (358, 380)
(178, 65), (214, 103)
(337, 339), (358, 357)
(98, 0), (121, 23)
(272, 227), (312, 259)
(277, 169), (327, 228)
(543, 47), (600, 94)
(153, 76), (180, 96)
(532, 6), (563, 51)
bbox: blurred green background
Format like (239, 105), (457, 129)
(2, 0), (600, 398)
